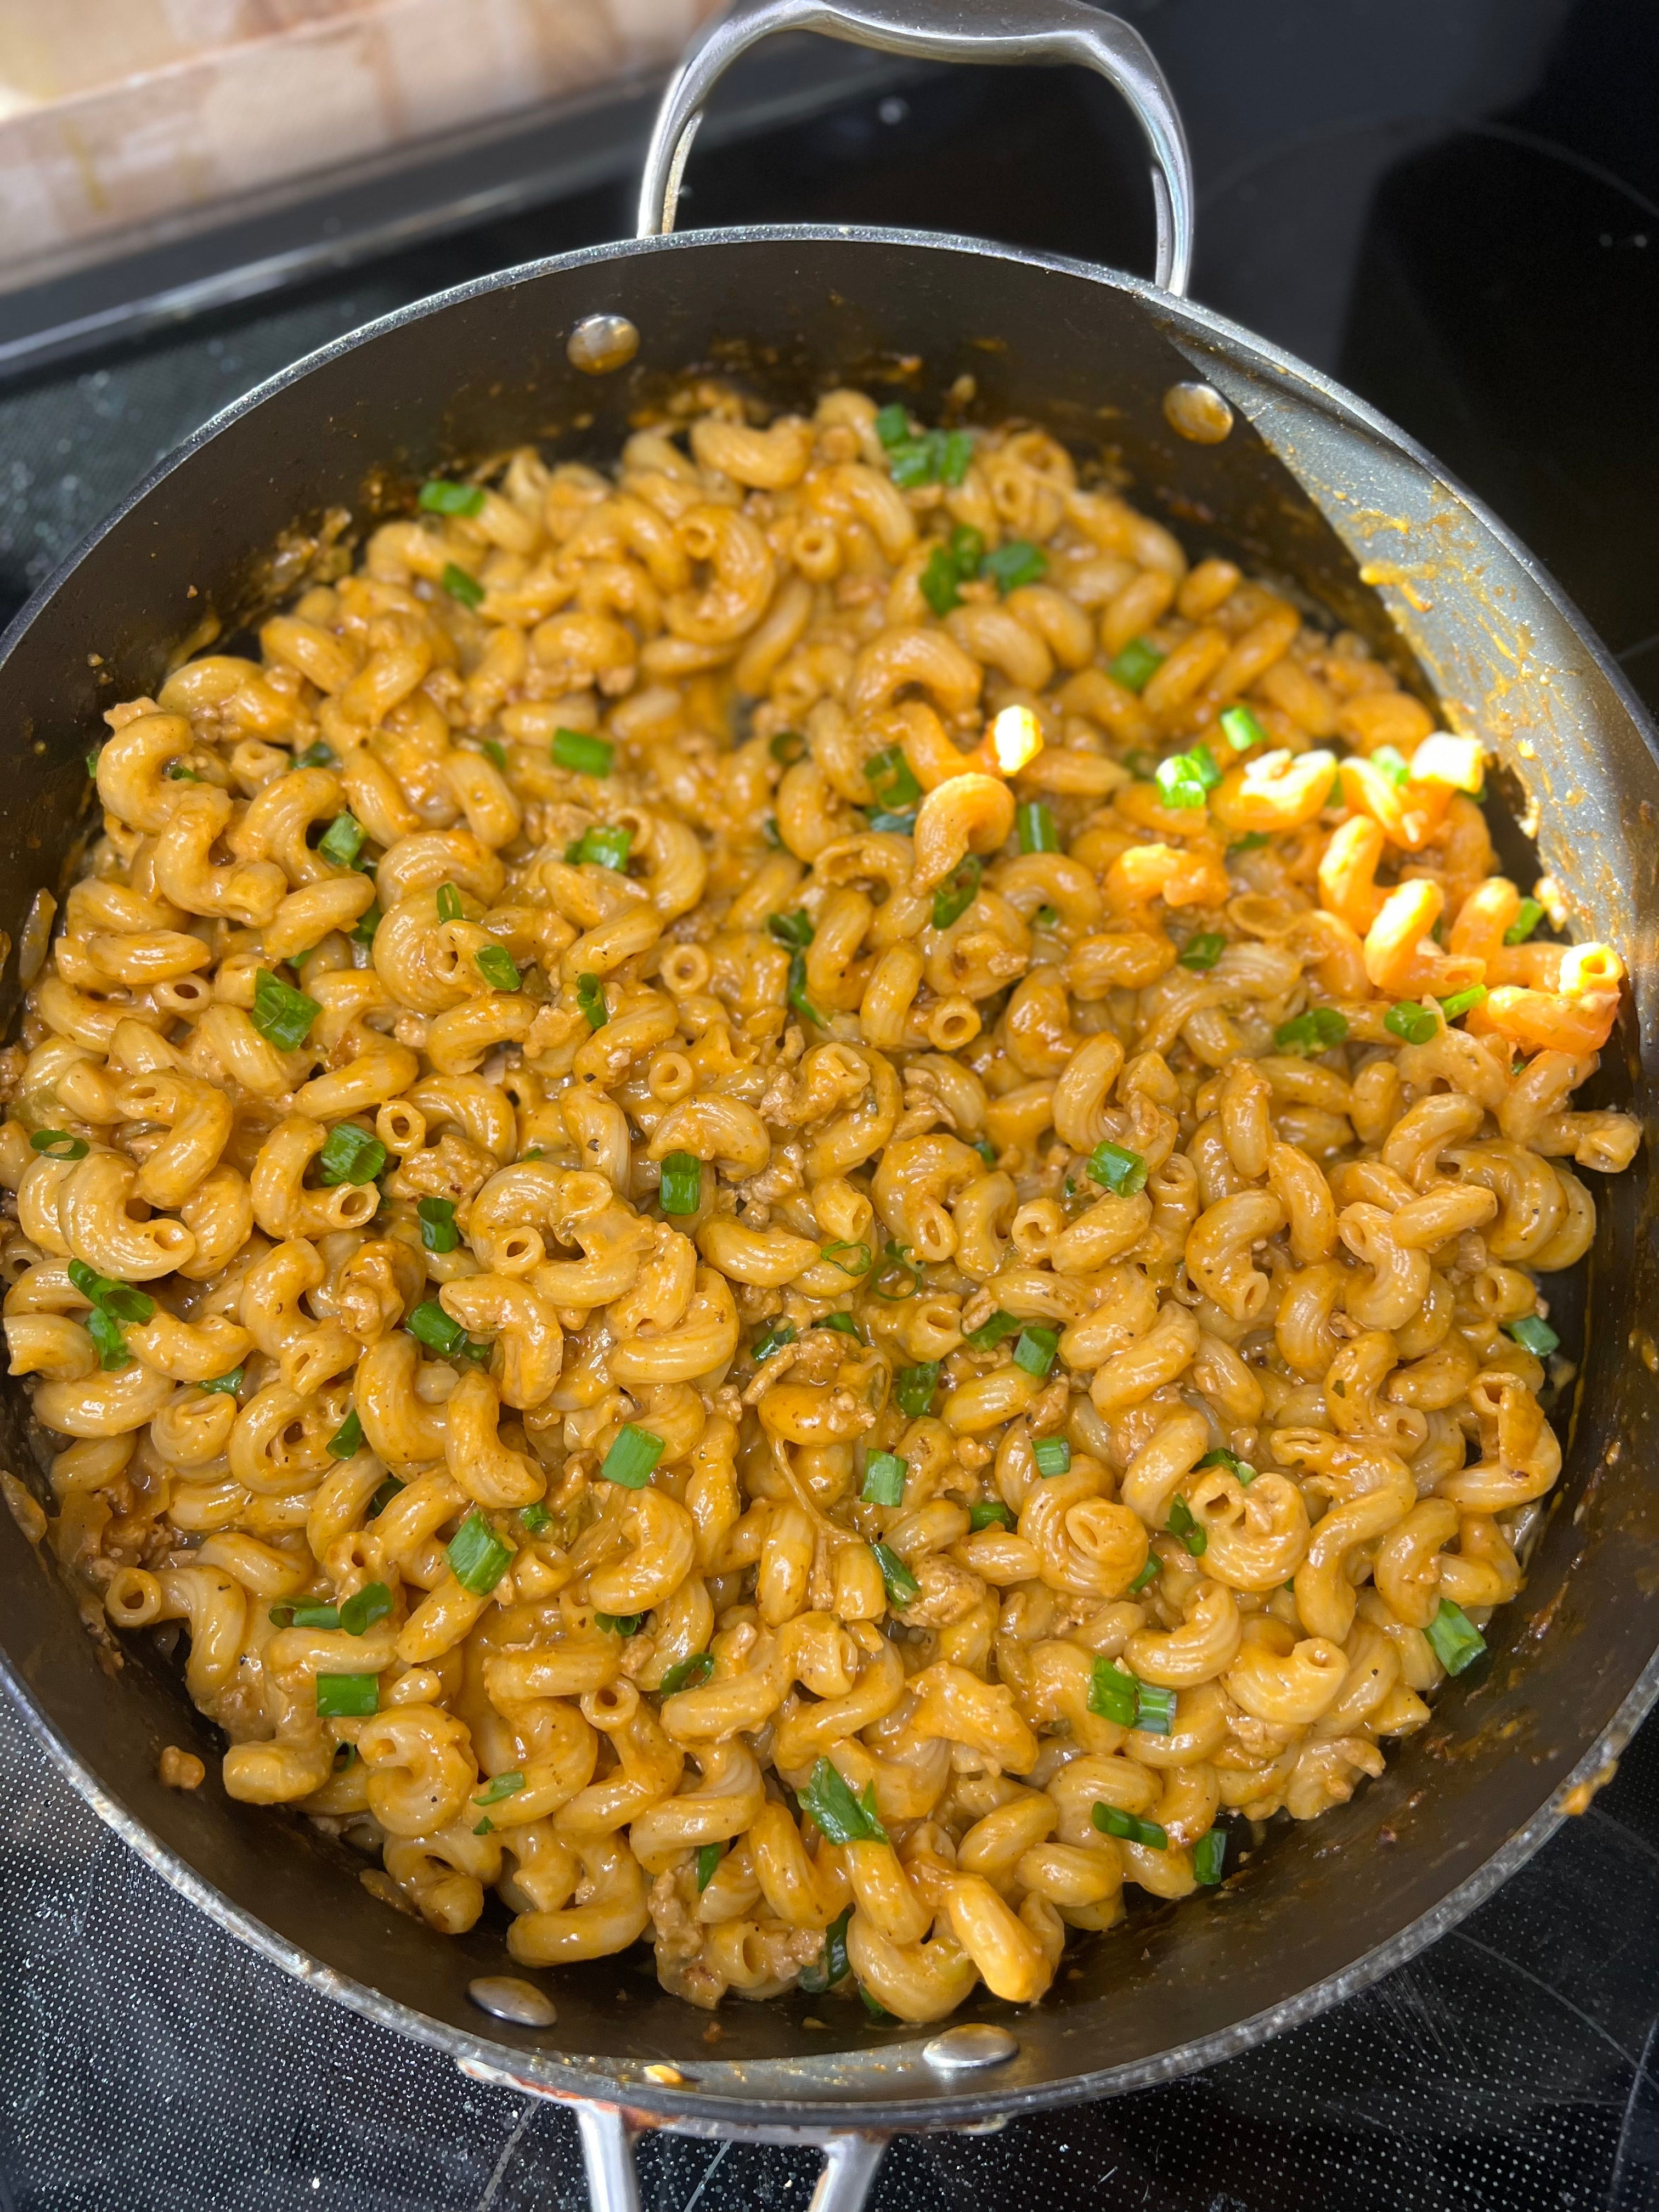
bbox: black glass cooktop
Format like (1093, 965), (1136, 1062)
(3, 3), (1657, 2206)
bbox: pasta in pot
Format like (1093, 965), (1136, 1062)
(1, 386), (1639, 2022)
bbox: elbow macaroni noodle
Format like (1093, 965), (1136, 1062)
(3, 387), (1638, 2022)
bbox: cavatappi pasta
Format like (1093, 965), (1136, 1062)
(2, 387), (1639, 2024)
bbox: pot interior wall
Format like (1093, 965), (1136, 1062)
(2, 232), (1658, 2117)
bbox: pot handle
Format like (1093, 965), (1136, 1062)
(635, 0), (1193, 295)
(577, 2103), (888, 2212)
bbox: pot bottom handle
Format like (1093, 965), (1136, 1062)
(576, 2103), (888, 2212)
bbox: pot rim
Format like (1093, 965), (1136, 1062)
(4, 218), (1656, 2132)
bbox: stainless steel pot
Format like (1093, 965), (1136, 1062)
(3, 6), (1658, 2209)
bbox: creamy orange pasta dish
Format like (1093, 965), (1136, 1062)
(1, 387), (1639, 2024)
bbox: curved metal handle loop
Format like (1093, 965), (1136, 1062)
(577, 2104), (887, 2212)
(635, 0), (1194, 295)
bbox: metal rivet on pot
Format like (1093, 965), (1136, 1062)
(568, 314), (641, 375)
(467, 1974), (557, 2028)
(922, 2023), (1019, 2072)
(1163, 380), (1234, 444)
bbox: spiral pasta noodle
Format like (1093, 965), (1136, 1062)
(1, 385), (1638, 2022)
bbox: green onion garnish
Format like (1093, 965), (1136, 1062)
(417, 1197), (459, 1253)
(408, 1300), (487, 1363)
(932, 854), (982, 930)
(326, 1410), (364, 1459)
(658, 1151), (702, 1216)
(813, 1313), (863, 1339)
(67, 1261), (154, 1325)
(871, 1240), (922, 1302)
(600, 1425), (665, 1489)
(769, 730), (805, 764)
(1385, 1001), (1438, 1045)
(1438, 984), (1488, 1021)
(767, 910), (814, 950)
(1167, 1496), (1207, 1558)
(1193, 1826), (1227, 1885)
(801, 1757), (888, 1845)
(1109, 637), (1165, 692)
(751, 1321), (797, 1362)
(1274, 1007), (1348, 1054)
(1178, 932), (1226, 972)
(340, 1581), (393, 1635)
(419, 479), (485, 516)
(659, 1652), (715, 1696)
(436, 882), (464, 923)
(964, 1310), (1021, 1351)
(1033, 1437), (1071, 1476)
(86, 1309), (130, 1369)
(595, 1612), (645, 1636)
(866, 810), (916, 835)
(292, 741), (337, 770)
(518, 1502), (551, 1535)
(696, 1841), (725, 1891)
(447, 1511), (512, 1595)
(29, 1130), (88, 1159)
(318, 812), (365, 868)
(1425, 1598), (1487, 1675)
(969, 1500), (1013, 1531)
(894, 1362), (939, 1417)
(1017, 800), (1059, 854)
(1369, 745), (1410, 788)
(1196, 1446), (1256, 1485)
(551, 727), (613, 776)
(1229, 830), (1271, 855)
(872, 1541), (921, 1609)
(861, 1452), (907, 1507)
(369, 1474), (404, 1517)
(873, 404), (910, 448)
(865, 745), (922, 811)
(574, 973), (608, 1031)
(567, 825), (631, 871)
(980, 539), (1047, 593)
(352, 902), (381, 946)
(1093, 1801), (1169, 1849)
(200, 1366), (244, 1396)
(799, 1903), (853, 1993)
(1505, 897), (1545, 946)
(1013, 1325), (1059, 1379)
(482, 740), (506, 771)
(973, 1139), (997, 1167)
(921, 543), (965, 617)
(1154, 746), (1222, 809)
(251, 969), (320, 1052)
(475, 945), (521, 992)
(787, 949), (827, 1028)
(1133, 1683), (1176, 1734)
(442, 562), (484, 609)
(1129, 1557), (1161, 1594)
(1088, 1141), (1148, 1195)
(1087, 1660), (1138, 1727)
(317, 1123), (386, 1186)
(316, 1673), (379, 1717)
(1506, 1314), (1560, 1357)
(1219, 706), (1267, 752)
(822, 1239), (871, 1277)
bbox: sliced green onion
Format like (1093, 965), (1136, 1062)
(859, 1985), (893, 2021)
(872, 1541), (921, 1609)
(575, 973), (608, 1031)
(436, 882), (464, 923)
(1035, 904), (1061, 927)
(407, 1300), (487, 1364)
(595, 1612), (645, 1636)
(600, 1424), (665, 1489)
(1088, 1141), (1148, 1196)
(787, 949), (827, 1028)
(799, 1903), (853, 1993)
(972, 1138), (997, 1168)
(1385, 1000), (1438, 1046)
(822, 1239), (871, 1277)
(659, 1652), (715, 1696)
(1438, 984), (1488, 1021)
(470, 1771), (525, 1810)
(317, 1122), (386, 1186)
(369, 1474), (404, 1517)
(351, 902), (382, 946)
(1193, 1826), (1227, 1884)
(866, 810), (916, 836)
(447, 1510), (512, 1595)
(1167, 1495), (1207, 1558)
(1425, 1597), (1487, 1675)
(1133, 1681), (1177, 1734)
(658, 1151), (702, 1216)
(1229, 830), (1271, 855)
(871, 1240), (922, 1302)
(251, 969), (320, 1052)
(482, 739), (506, 771)
(86, 1308), (131, 1370)
(318, 812), (365, 868)
(1505, 896), (1545, 946)
(932, 854), (982, 930)
(751, 1321), (797, 1362)
(813, 1312), (864, 1339)
(1109, 637), (1165, 692)
(865, 745), (922, 811)
(1129, 1557), (1161, 1594)
(475, 945), (521, 992)
(165, 761), (200, 781)
(920, 543), (964, 617)
(980, 539), (1047, 593)
(66, 1261), (154, 1324)
(29, 1129), (88, 1159)
(1369, 745), (1411, 788)
(873, 404), (910, 449)
(938, 430), (974, 487)
(419, 479), (486, 516)
(292, 741), (337, 770)
(316, 1673), (379, 1717)
(86, 748), (101, 777)
(766, 909), (814, 950)
(1033, 1437), (1071, 1477)
(1013, 1325), (1059, 1379)
(769, 730), (805, 765)
(696, 1841), (725, 1891)
(1178, 932), (1226, 972)
(442, 562), (484, 609)
(326, 1410), (364, 1459)
(417, 1197), (459, 1254)
(200, 1366), (244, 1396)
(861, 1451), (907, 1507)
(964, 1310), (1021, 1351)
(1274, 1007), (1348, 1054)
(518, 1502), (552, 1535)
(567, 825), (631, 871)
(969, 1500), (1013, 1531)
(1017, 800), (1059, 854)
(801, 1756), (888, 1845)
(551, 727), (613, 776)
(1196, 1446), (1255, 1485)
(340, 1581), (393, 1635)
(1506, 1313), (1560, 1357)
(1086, 1660), (1136, 1728)
(895, 1362), (939, 1417)
(1155, 748), (1221, 809)
(1220, 706), (1267, 752)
